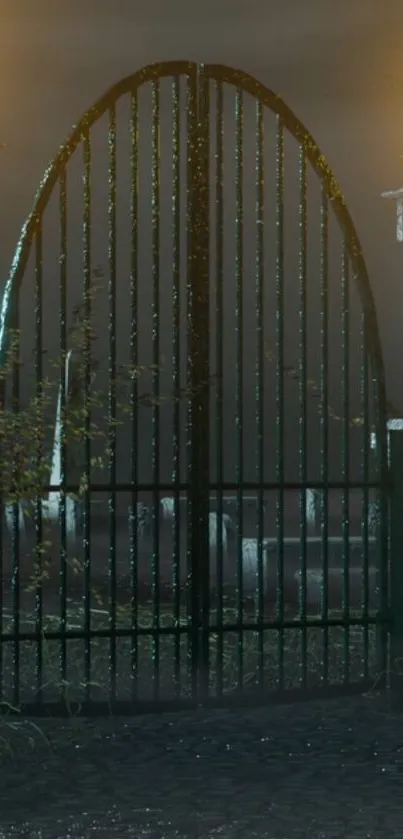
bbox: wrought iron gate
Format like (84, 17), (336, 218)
(0, 61), (390, 716)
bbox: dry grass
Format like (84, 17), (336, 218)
(0, 596), (382, 710)
(0, 594), (386, 760)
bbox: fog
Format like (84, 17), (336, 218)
(1, 0), (403, 487)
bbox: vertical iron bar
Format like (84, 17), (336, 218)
(235, 86), (244, 691)
(151, 80), (161, 701)
(186, 70), (198, 698)
(129, 90), (139, 700)
(275, 115), (285, 690)
(375, 388), (389, 682)
(196, 65), (210, 700)
(34, 228), (43, 704)
(319, 183), (329, 685)
(341, 244), (350, 682)
(389, 430), (403, 701)
(360, 311), (370, 677)
(0, 385), (3, 703)
(374, 374), (388, 682)
(108, 104), (117, 704)
(58, 165), (68, 702)
(171, 76), (181, 698)
(82, 130), (92, 704)
(298, 142), (308, 690)
(10, 291), (20, 707)
(0, 379), (2, 705)
(186, 66), (210, 701)
(255, 98), (264, 690)
(215, 78), (224, 698)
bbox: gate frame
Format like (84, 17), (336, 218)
(0, 61), (391, 715)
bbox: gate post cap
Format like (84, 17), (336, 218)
(386, 418), (403, 430)
(371, 418), (403, 454)
(381, 187), (403, 200)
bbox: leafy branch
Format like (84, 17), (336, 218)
(264, 344), (394, 429)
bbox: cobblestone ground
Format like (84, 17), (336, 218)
(0, 691), (403, 837)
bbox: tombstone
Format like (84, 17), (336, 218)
(306, 489), (321, 535)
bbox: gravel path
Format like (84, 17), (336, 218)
(1, 691), (403, 837)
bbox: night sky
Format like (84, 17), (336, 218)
(1, 0), (403, 487)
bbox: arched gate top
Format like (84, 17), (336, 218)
(0, 59), (387, 439)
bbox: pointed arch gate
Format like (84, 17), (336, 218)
(0, 61), (391, 716)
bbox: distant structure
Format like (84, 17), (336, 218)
(5, 349), (79, 539)
(41, 349), (77, 536)
(380, 173), (403, 464)
(381, 184), (403, 242)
